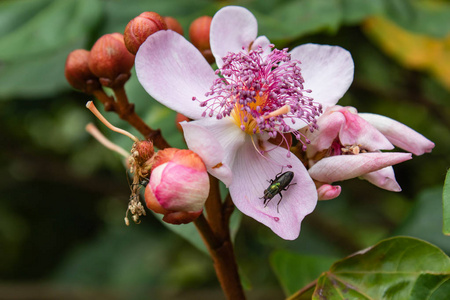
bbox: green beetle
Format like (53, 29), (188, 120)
(261, 170), (296, 212)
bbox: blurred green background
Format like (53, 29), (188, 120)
(0, 0), (449, 299)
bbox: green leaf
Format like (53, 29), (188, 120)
(340, 0), (384, 24)
(410, 273), (450, 300)
(0, 38), (86, 99)
(444, 169), (450, 236)
(0, 0), (102, 61)
(0, 0), (54, 37)
(0, 0), (102, 99)
(256, 0), (341, 41)
(381, 0), (450, 39)
(270, 250), (336, 296)
(310, 237), (450, 299)
(239, 0), (384, 42)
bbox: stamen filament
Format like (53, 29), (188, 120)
(85, 123), (130, 158)
(86, 101), (139, 142)
(264, 105), (291, 119)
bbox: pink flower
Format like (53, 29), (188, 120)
(135, 6), (354, 239)
(306, 105), (434, 191)
(145, 148), (209, 224)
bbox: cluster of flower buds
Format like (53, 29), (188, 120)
(65, 32), (135, 92)
(65, 11), (175, 93)
(65, 11), (215, 95)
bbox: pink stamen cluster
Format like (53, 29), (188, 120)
(192, 45), (322, 143)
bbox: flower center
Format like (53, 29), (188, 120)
(192, 45), (322, 149)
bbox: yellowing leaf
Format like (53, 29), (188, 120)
(363, 16), (450, 90)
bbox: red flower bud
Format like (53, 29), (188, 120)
(88, 33), (135, 88)
(145, 148), (209, 224)
(124, 12), (167, 55)
(134, 140), (155, 165)
(164, 16), (184, 35)
(65, 49), (101, 93)
(189, 16), (214, 63)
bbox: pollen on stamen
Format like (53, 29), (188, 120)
(192, 45), (322, 150)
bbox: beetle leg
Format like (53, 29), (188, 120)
(275, 168), (284, 179)
(282, 182), (297, 191)
(276, 192), (283, 213)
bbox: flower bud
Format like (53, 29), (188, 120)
(65, 49), (101, 93)
(88, 33), (135, 88)
(164, 16), (184, 35)
(189, 16), (214, 63)
(317, 184), (341, 201)
(145, 148), (209, 224)
(134, 140), (155, 164)
(124, 12), (167, 55)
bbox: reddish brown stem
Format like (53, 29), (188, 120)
(222, 193), (235, 231)
(204, 175), (226, 238)
(194, 177), (245, 300)
(92, 89), (116, 112)
(194, 213), (245, 300)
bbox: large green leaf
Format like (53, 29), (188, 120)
(444, 169), (450, 236)
(309, 237), (450, 299)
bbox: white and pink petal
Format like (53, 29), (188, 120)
(359, 113), (435, 156)
(336, 107), (393, 151)
(181, 118), (243, 187)
(308, 152), (412, 183)
(361, 167), (402, 192)
(289, 44), (354, 108)
(229, 137), (317, 240)
(136, 30), (216, 120)
(210, 6), (258, 67)
(306, 107), (346, 155)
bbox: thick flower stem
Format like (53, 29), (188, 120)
(205, 176), (225, 237)
(200, 177), (245, 299)
(194, 214), (246, 300)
